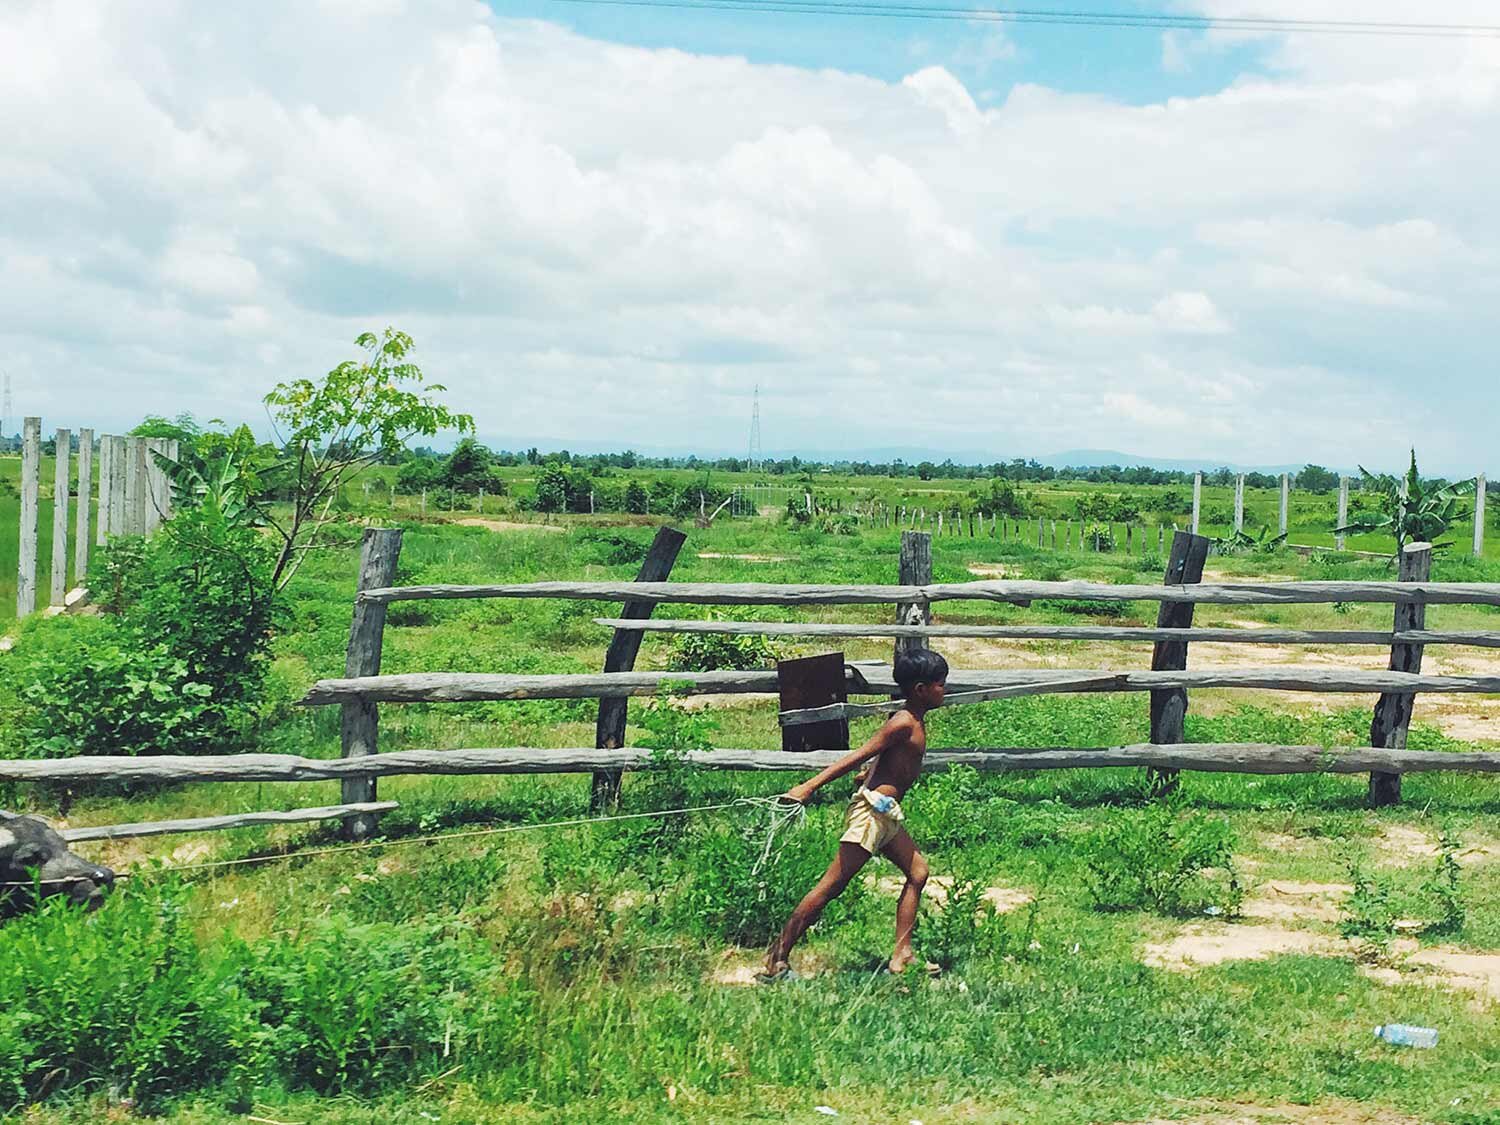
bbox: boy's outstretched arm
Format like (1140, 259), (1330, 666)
(783, 714), (915, 804)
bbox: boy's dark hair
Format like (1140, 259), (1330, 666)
(893, 648), (948, 698)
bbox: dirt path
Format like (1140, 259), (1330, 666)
(453, 518), (565, 533)
(931, 629), (1500, 743)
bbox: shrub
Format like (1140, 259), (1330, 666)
(0, 882), (264, 1108)
(1081, 523), (1116, 553)
(674, 814), (864, 945)
(919, 872), (1018, 971)
(0, 615), (224, 759)
(0, 506), (275, 759)
(665, 628), (779, 672)
(243, 917), (496, 1095)
(1082, 804), (1243, 916)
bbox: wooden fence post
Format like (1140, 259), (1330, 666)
(1146, 530), (1212, 796)
(1279, 473), (1290, 537)
(341, 528), (404, 840)
(1192, 472), (1202, 534)
(592, 526), (688, 810)
(1051, 520), (1057, 550)
(1234, 475), (1244, 533)
(1037, 517), (1044, 548)
(16, 417), (40, 618)
(1475, 474), (1486, 556)
(895, 531), (932, 663)
(1336, 477), (1348, 551)
(75, 428), (92, 580)
(96, 435), (112, 544)
(50, 428), (70, 607)
(1368, 542), (1431, 807)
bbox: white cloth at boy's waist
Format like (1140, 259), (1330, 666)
(856, 787), (904, 819)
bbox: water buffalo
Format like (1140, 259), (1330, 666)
(0, 812), (115, 917)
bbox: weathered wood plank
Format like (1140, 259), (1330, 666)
(299, 665), (1500, 706)
(75, 428), (92, 578)
(591, 618), (1500, 648)
(95, 433), (112, 543)
(59, 802), (399, 842)
(49, 428), (70, 607)
(1370, 543), (1431, 807)
(4, 745), (1498, 784)
(780, 675), (1128, 725)
(16, 418), (40, 618)
(593, 526), (686, 809)
(895, 531), (932, 662)
(1147, 531), (1211, 795)
(341, 528), (403, 839)
(358, 578), (1500, 608)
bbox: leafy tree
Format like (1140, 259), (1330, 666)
(916, 461), (936, 481)
(624, 480), (649, 514)
(535, 463), (569, 512)
(394, 455), (442, 495)
(439, 438), (496, 494)
(131, 412), (204, 450)
(1297, 464), (1339, 493)
(261, 329), (472, 588)
(1336, 450), (1474, 556)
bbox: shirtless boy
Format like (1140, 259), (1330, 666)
(761, 648), (949, 980)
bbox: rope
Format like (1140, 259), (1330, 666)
(2, 796), (803, 888)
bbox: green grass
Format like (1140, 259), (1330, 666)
(3, 507), (1499, 1122)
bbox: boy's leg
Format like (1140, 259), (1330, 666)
(881, 827), (929, 973)
(765, 842), (872, 973)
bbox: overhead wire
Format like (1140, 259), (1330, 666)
(545, 0), (1500, 39)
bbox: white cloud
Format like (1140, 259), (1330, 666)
(0, 1), (1494, 471)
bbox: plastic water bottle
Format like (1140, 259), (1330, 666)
(1375, 1024), (1438, 1048)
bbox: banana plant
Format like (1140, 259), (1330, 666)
(1335, 450), (1474, 556)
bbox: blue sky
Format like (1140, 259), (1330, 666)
(2, 1), (1497, 475)
(490, 0), (1265, 102)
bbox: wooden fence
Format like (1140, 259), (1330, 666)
(12, 417), (177, 620)
(6, 528), (1500, 848)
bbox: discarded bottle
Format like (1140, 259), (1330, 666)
(1374, 1024), (1438, 1048)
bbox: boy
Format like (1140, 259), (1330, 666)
(761, 648), (949, 980)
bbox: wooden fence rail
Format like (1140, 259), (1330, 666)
(589, 618), (1500, 648)
(59, 802), (398, 842)
(359, 578), (1500, 608)
(300, 666), (1500, 707)
(4, 745), (1498, 785)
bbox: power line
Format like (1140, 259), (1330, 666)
(547, 0), (1500, 39)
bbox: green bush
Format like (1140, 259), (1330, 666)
(674, 815), (864, 945)
(665, 629), (779, 672)
(243, 917), (499, 1095)
(0, 508), (276, 759)
(1081, 804), (1243, 916)
(0, 883), (264, 1108)
(0, 615), (224, 759)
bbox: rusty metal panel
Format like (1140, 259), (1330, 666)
(778, 652), (849, 753)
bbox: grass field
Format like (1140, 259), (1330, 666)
(3, 487), (1499, 1122)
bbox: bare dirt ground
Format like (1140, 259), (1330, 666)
(697, 552), (791, 563)
(870, 874), (1032, 913)
(933, 627), (1500, 742)
(452, 517), (565, 533)
(1127, 1102), (1424, 1125)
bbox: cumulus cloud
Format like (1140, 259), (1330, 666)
(0, 0), (1493, 470)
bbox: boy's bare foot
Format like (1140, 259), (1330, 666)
(756, 960), (799, 984)
(886, 954), (941, 976)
